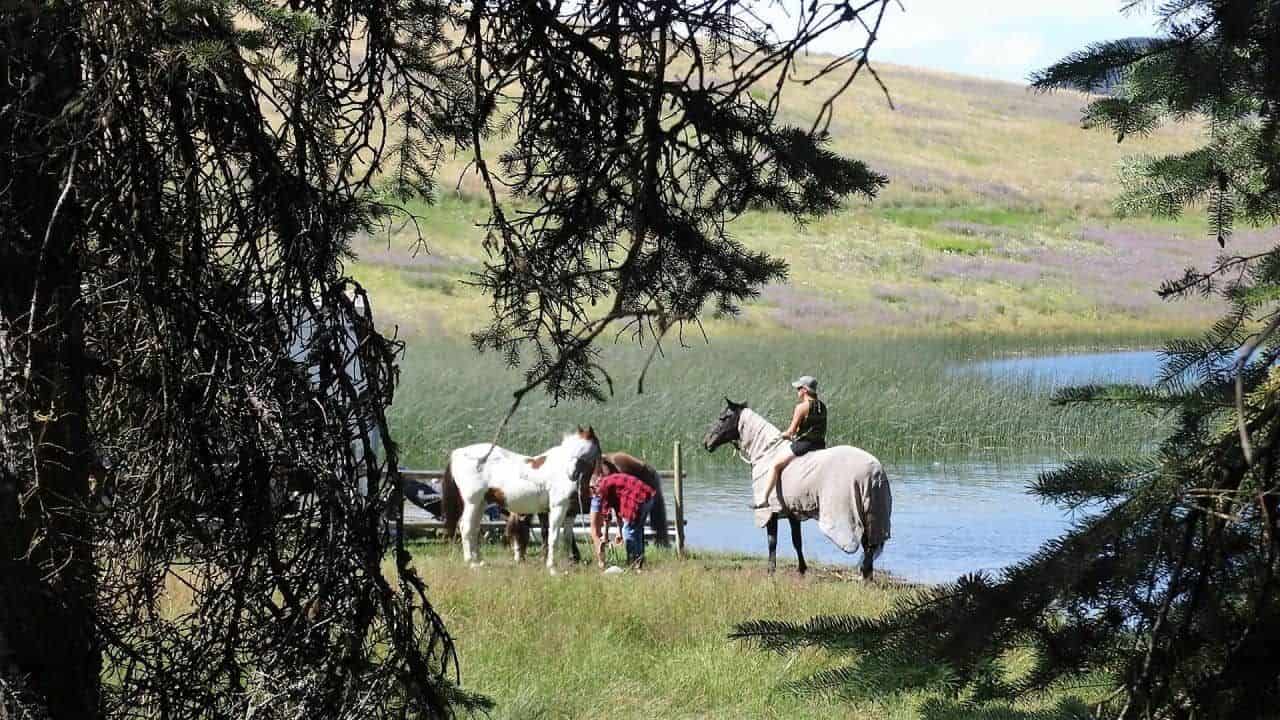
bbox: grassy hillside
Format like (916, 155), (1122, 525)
(350, 61), (1267, 464)
(351, 60), (1275, 342)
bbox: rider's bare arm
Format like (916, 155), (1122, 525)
(782, 402), (807, 440)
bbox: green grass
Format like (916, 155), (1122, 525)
(878, 204), (1048, 231)
(388, 333), (1171, 469)
(407, 543), (1103, 719)
(921, 234), (995, 255)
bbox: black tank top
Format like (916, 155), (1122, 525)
(795, 398), (827, 444)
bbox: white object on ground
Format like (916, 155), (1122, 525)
(602, 565), (625, 575)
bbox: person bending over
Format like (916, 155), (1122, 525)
(589, 468), (657, 570)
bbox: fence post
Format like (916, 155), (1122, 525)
(673, 440), (685, 559)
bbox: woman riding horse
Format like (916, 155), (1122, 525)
(704, 398), (891, 578)
(754, 375), (827, 511)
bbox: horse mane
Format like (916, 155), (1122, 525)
(738, 408), (784, 462)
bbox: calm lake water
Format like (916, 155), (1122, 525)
(680, 460), (1071, 585)
(964, 348), (1165, 387)
(679, 349), (1165, 584)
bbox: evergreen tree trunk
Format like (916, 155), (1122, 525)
(0, 5), (99, 718)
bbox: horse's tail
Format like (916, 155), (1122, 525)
(440, 459), (463, 540)
(646, 465), (670, 547)
(861, 461), (892, 555)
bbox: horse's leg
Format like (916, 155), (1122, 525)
(459, 500), (486, 568)
(861, 540), (877, 581)
(789, 515), (807, 576)
(545, 500), (570, 575)
(766, 514), (779, 575)
(565, 513), (581, 564)
(506, 514), (528, 563)
(538, 512), (550, 562)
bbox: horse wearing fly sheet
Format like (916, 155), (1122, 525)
(440, 427), (601, 573)
(703, 398), (892, 579)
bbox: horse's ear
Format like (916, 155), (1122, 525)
(586, 425), (596, 438)
(576, 425), (583, 433)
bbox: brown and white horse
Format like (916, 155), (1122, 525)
(439, 427), (600, 573)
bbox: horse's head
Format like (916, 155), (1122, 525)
(703, 397), (746, 452)
(565, 426), (603, 503)
(576, 425), (601, 454)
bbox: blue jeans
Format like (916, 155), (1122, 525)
(622, 496), (656, 564)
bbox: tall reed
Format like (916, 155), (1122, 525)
(389, 334), (1166, 469)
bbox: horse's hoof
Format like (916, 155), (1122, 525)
(797, 567), (808, 576)
(468, 561), (486, 570)
(548, 566), (560, 576)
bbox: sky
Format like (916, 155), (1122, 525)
(776, 1), (1165, 84)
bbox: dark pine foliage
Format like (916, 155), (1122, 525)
(732, 3), (1280, 719)
(1, 3), (490, 718)
(462, 1), (891, 411)
(0, 1), (892, 718)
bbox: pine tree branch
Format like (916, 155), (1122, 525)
(1234, 312), (1280, 465)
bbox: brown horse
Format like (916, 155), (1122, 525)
(506, 448), (670, 562)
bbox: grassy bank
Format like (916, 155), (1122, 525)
(389, 333), (1170, 469)
(408, 543), (1100, 719)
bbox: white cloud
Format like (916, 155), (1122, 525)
(747, 1), (1161, 82)
(873, 15), (947, 51)
(964, 32), (1044, 71)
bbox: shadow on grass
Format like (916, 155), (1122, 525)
(780, 655), (1094, 720)
(916, 696), (1092, 720)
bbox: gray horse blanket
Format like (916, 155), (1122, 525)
(742, 410), (892, 554)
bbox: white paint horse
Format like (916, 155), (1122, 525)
(703, 398), (892, 578)
(440, 428), (600, 573)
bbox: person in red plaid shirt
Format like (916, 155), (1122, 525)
(589, 469), (657, 569)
